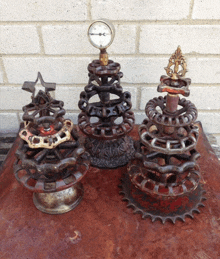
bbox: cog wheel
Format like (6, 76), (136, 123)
(119, 173), (206, 224)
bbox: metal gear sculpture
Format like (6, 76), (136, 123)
(14, 72), (90, 214)
(78, 22), (135, 168)
(120, 47), (206, 223)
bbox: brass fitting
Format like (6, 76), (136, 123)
(99, 49), (108, 66)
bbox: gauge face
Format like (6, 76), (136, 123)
(88, 20), (115, 49)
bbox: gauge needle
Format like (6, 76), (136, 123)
(89, 33), (109, 36)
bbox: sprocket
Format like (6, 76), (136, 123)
(119, 173), (206, 224)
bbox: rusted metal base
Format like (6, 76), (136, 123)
(120, 173), (206, 224)
(33, 183), (84, 215)
(84, 135), (135, 168)
(1, 124), (220, 259)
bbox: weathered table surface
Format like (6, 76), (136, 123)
(0, 124), (220, 259)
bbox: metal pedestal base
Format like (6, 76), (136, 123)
(33, 183), (84, 214)
(85, 135), (135, 169)
(120, 174), (206, 224)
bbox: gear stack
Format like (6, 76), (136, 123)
(120, 47), (206, 223)
(78, 20), (135, 169)
(14, 72), (90, 214)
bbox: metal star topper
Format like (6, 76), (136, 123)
(22, 72), (56, 97)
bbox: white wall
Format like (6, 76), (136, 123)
(0, 0), (220, 145)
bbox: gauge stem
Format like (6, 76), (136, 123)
(99, 49), (108, 66)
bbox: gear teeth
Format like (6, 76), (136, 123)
(127, 203), (135, 209)
(122, 197), (128, 201)
(193, 208), (200, 214)
(133, 208), (142, 214)
(143, 214), (151, 220)
(176, 216), (184, 223)
(162, 217), (176, 224)
(151, 216), (156, 223)
(171, 217), (176, 224)
(188, 211), (194, 219)
(176, 216), (185, 222)
(119, 175), (206, 224)
(161, 218), (166, 224)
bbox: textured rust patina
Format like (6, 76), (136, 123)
(78, 59), (135, 169)
(78, 21), (135, 169)
(0, 124), (220, 259)
(12, 73), (90, 214)
(122, 47), (203, 223)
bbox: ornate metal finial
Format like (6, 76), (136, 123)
(22, 72), (56, 97)
(164, 46), (187, 80)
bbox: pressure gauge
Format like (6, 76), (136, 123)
(88, 19), (115, 50)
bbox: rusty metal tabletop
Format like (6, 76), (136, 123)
(0, 123), (220, 259)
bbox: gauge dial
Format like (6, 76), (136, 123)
(88, 19), (115, 49)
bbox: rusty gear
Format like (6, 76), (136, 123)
(120, 173), (206, 224)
